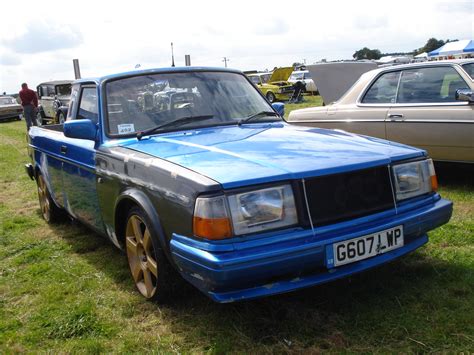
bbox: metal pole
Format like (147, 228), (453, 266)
(222, 57), (230, 68)
(171, 42), (175, 67)
(185, 55), (191, 66)
(73, 59), (81, 79)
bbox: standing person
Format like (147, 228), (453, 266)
(19, 83), (39, 129)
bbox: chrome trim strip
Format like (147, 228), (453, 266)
(357, 102), (470, 107)
(289, 119), (386, 123)
(301, 178), (316, 237)
(388, 165), (398, 215)
(386, 119), (473, 124)
(289, 119), (473, 124)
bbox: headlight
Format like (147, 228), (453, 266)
(228, 185), (297, 235)
(392, 159), (437, 201)
(193, 185), (298, 239)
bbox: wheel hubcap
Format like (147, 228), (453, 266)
(126, 215), (158, 298)
(37, 175), (50, 221)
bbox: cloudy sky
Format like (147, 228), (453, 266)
(0, 0), (472, 93)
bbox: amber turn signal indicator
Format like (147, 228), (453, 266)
(427, 159), (438, 191)
(193, 217), (232, 240)
(430, 175), (438, 191)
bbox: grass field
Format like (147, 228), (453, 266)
(1, 100), (473, 352)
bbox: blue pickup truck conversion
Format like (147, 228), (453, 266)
(25, 67), (453, 303)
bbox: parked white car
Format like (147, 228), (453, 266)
(288, 70), (318, 93)
(287, 60), (474, 163)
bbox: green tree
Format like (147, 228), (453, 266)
(416, 38), (445, 54)
(352, 47), (382, 60)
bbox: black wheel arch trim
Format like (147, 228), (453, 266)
(115, 188), (170, 256)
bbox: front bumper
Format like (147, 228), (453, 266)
(170, 194), (452, 303)
(0, 111), (22, 120)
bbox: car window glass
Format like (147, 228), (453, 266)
(362, 71), (401, 104)
(397, 66), (468, 103)
(56, 84), (71, 96)
(261, 74), (271, 83)
(67, 85), (80, 121)
(461, 63), (474, 79)
(47, 85), (55, 96)
(77, 87), (98, 123)
(40, 85), (49, 97)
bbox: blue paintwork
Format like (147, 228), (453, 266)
(27, 67), (453, 303)
(171, 195), (452, 302)
(113, 122), (425, 189)
(64, 119), (98, 141)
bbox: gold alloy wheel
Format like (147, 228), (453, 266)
(37, 174), (50, 221)
(126, 214), (158, 298)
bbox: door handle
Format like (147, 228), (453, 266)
(60, 145), (68, 154)
(388, 113), (404, 120)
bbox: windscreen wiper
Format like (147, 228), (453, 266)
(136, 115), (214, 140)
(237, 111), (279, 126)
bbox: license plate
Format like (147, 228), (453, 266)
(331, 226), (404, 267)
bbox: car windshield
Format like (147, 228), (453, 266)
(105, 71), (278, 136)
(56, 84), (71, 96)
(0, 97), (16, 105)
(290, 73), (304, 80)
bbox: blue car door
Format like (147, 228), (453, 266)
(61, 85), (105, 233)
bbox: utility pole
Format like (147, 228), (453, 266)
(222, 57), (230, 68)
(171, 42), (175, 67)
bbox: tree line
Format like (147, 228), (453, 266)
(352, 38), (458, 60)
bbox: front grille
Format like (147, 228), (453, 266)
(280, 87), (294, 93)
(303, 166), (394, 226)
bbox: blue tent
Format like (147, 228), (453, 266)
(428, 39), (474, 57)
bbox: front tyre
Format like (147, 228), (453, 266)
(266, 92), (276, 103)
(125, 207), (174, 302)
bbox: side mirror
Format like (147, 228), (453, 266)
(64, 119), (97, 141)
(272, 102), (285, 117)
(455, 89), (474, 103)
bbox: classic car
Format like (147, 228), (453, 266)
(247, 67), (295, 102)
(0, 96), (22, 121)
(287, 60), (474, 163)
(288, 70), (318, 93)
(25, 67), (452, 303)
(36, 80), (73, 125)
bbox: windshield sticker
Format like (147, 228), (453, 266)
(117, 123), (135, 134)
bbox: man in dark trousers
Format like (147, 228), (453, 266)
(19, 83), (39, 129)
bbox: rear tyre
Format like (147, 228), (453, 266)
(266, 92), (276, 103)
(36, 173), (65, 223)
(125, 206), (175, 303)
(36, 111), (43, 126)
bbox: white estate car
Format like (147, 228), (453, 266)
(288, 70), (318, 93)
